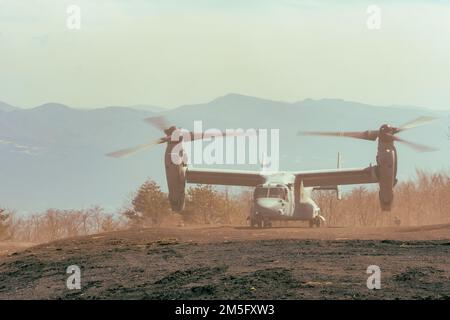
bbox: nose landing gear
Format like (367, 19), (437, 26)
(309, 216), (323, 228)
(249, 214), (272, 228)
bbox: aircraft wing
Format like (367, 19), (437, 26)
(293, 166), (378, 187)
(185, 166), (378, 188)
(186, 168), (265, 187)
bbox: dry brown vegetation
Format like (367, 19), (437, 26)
(0, 209), (9, 240)
(0, 207), (125, 243)
(316, 170), (450, 227)
(123, 181), (251, 227)
(1, 170), (449, 244)
(118, 170), (450, 228)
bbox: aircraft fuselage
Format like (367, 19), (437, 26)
(249, 172), (323, 227)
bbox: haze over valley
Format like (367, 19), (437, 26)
(0, 94), (448, 212)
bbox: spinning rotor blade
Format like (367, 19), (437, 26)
(186, 130), (258, 142)
(143, 116), (170, 132)
(397, 116), (438, 132)
(106, 138), (167, 158)
(299, 116), (438, 153)
(298, 130), (378, 141)
(144, 114), (259, 142)
(389, 134), (437, 152)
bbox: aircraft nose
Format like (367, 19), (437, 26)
(256, 198), (284, 213)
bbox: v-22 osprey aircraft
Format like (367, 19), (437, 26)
(107, 116), (436, 228)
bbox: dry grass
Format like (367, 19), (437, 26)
(316, 170), (450, 227)
(1, 170), (448, 244)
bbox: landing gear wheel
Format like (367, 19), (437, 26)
(309, 217), (321, 228)
(263, 220), (272, 228)
(250, 215), (263, 228)
(314, 217), (321, 228)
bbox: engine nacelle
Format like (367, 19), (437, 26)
(165, 141), (187, 212)
(376, 144), (397, 211)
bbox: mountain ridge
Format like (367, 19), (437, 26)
(0, 101), (19, 112)
(2, 94), (445, 114)
(0, 94), (448, 213)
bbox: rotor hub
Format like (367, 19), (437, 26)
(378, 124), (397, 143)
(164, 126), (178, 137)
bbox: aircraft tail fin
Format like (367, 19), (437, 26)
(312, 152), (342, 200)
(336, 152), (342, 200)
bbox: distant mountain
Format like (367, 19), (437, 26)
(0, 101), (19, 112)
(0, 94), (448, 213)
(128, 105), (166, 113)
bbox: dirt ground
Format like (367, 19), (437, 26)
(0, 241), (35, 257)
(0, 224), (450, 299)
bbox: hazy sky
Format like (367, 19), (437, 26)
(1, 0), (450, 109)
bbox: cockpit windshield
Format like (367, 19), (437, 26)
(269, 188), (286, 200)
(254, 187), (268, 198)
(254, 187), (287, 200)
